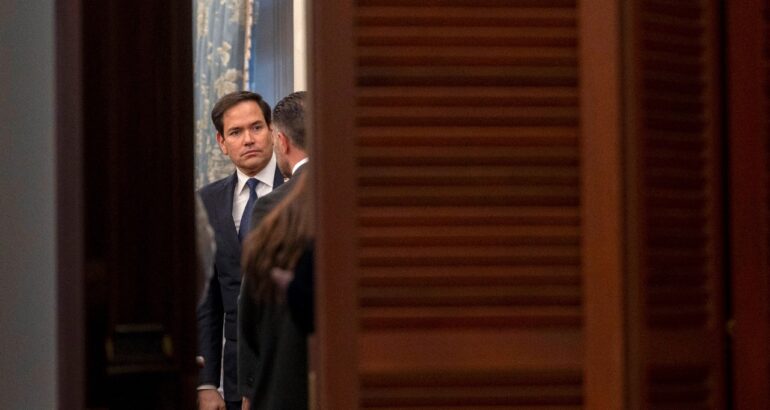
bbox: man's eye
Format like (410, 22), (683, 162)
(252, 124), (262, 131)
(229, 129), (240, 136)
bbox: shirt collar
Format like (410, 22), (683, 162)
(235, 152), (277, 194)
(292, 157), (309, 176)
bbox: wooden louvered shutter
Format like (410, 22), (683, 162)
(626, 0), (725, 408)
(357, 0), (584, 408)
(311, 0), (585, 408)
(311, 0), (730, 408)
(728, 0), (770, 408)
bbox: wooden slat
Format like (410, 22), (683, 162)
(359, 46), (576, 67)
(361, 306), (582, 329)
(358, 106), (579, 126)
(358, 66), (577, 87)
(357, 27), (577, 47)
(359, 166), (579, 187)
(360, 267), (581, 286)
(358, 86), (578, 106)
(358, 146), (579, 167)
(359, 206), (580, 226)
(357, 7), (576, 30)
(358, 126), (578, 148)
(361, 225), (579, 245)
(359, 329), (583, 369)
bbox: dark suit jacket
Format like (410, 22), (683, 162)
(238, 164), (308, 402)
(249, 164), (306, 232)
(286, 244), (314, 335)
(197, 167), (283, 401)
(238, 289), (308, 410)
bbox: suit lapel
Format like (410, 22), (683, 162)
(206, 167), (284, 252)
(273, 166), (285, 189)
(213, 172), (240, 250)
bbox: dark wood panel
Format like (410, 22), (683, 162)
(80, 0), (197, 407)
(728, 0), (770, 408)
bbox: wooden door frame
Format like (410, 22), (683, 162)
(580, 0), (626, 407)
(728, 0), (770, 408)
(307, 0), (359, 408)
(55, 0), (198, 407)
(56, 0), (85, 408)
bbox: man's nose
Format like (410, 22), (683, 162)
(244, 129), (256, 144)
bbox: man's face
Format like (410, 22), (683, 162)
(272, 127), (293, 177)
(216, 100), (273, 176)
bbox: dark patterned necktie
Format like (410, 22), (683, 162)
(238, 178), (259, 242)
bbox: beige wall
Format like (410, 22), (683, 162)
(293, 0), (307, 91)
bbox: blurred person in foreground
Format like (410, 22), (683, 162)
(240, 171), (313, 410)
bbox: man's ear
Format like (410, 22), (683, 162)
(277, 132), (290, 154)
(216, 133), (228, 154)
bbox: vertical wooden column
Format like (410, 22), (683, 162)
(579, 0), (625, 407)
(308, 0), (360, 408)
(728, 0), (770, 408)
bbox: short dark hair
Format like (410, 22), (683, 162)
(272, 91), (307, 150)
(211, 91), (272, 135)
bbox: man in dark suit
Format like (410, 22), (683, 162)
(238, 91), (309, 409)
(197, 91), (284, 410)
(249, 91), (309, 227)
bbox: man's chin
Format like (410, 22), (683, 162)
(240, 158), (270, 174)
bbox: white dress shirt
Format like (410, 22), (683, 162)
(292, 157), (309, 176)
(232, 152), (278, 234)
(197, 152), (279, 392)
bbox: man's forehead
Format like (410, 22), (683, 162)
(223, 101), (266, 128)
